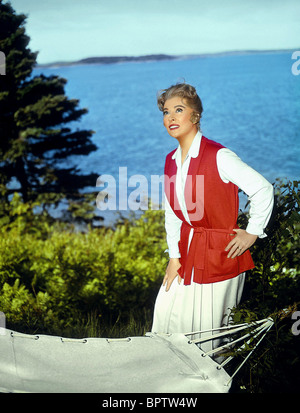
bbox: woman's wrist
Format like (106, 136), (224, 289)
(169, 257), (180, 263)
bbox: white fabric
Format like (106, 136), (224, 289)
(151, 273), (245, 353)
(0, 329), (231, 393)
(165, 131), (274, 258)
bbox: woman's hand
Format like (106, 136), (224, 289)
(163, 258), (182, 292)
(225, 229), (258, 259)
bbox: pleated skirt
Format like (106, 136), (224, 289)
(151, 272), (245, 353)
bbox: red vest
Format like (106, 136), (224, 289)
(164, 136), (255, 285)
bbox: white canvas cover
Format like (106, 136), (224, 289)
(0, 329), (231, 393)
(0, 317), (273, 393)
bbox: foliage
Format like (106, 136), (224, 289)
(228, 178), (300, 393)
(0, 194), (168, 336)
(0, 0), (98, 224)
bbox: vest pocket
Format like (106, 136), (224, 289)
(207, 248), (238, 277)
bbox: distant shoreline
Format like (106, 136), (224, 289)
(36, 49), (295, 68)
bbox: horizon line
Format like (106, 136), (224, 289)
(36, 47), (298, 68)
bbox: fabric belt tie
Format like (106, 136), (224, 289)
(178, 223), (232, 285)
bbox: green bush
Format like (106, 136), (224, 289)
(237, 179), (299, 314)
(228, 179), (300, 393)
(0, 194), (168, 335)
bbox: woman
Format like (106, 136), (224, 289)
(151, 83), (274, 353)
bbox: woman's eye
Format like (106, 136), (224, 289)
(163, 108), (183, 116)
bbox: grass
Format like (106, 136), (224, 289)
(8, 308), (155, 339)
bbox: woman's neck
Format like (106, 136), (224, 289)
(178, 131), (198, 164)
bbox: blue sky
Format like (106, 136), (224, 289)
(8, 0), (300, 64)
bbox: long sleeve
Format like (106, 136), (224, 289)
(164, 194), (182, 258)
(217, 148), (274, 238)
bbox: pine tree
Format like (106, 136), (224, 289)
(0, 0), (99, 223)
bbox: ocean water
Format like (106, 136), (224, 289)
(34, 52), (300, 223)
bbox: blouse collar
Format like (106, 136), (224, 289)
(171, 131), (202, 162)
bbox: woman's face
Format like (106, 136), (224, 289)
(163, 96), (197, 141)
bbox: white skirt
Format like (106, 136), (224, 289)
(151, 272), (245, 353)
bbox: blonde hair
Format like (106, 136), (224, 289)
(157, 83), (203, 129)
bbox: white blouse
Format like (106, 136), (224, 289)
(165, 132), (274, 258)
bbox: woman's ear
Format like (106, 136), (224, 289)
(190, 111), (200, 124)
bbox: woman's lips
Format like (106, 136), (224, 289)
(169, 124), (179, 130)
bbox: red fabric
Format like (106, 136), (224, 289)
(164, 136), (254, 285)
